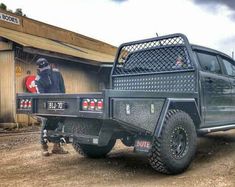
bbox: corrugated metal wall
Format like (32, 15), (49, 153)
(60, 63), (99, 93)
(15, 57), (101, 124)
(15, 59), (100, 93)
(0, 40), (12, 50)
(0, 51), (15, 123)
(0, 40), (107, 125)
(15, 58), (38, 125)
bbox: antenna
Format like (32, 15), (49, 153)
(232, 51), (234, 60)
(156, 33), (159, 37)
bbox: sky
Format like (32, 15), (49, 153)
(1, 0), (235, 56)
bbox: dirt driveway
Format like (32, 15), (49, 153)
(0, 129), (235, 187)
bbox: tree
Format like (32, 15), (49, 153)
(0, 3), (7, 10)
(14, 8), (26, 17)
(0, 3), (26, 17)
(15, 8), (23, 16)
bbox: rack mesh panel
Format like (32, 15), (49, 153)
(113, 72), (196, 92)
(113, 35), (194, 75)
(111, 34), (196, 92)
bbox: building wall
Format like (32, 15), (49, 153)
(15, 59), (100, 94)
(15, 57), (38, 125)
(0, 49), (15, 123)
(0, 38), (110, 125)
(0, 8), (116, 125)
(0, 39), (12, 50)
(15, 57), (101, 124)
(60, 62), (99, 93)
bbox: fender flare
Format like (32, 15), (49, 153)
(154, 98), (201, 137)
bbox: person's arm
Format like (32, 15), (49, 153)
(35, 79), (45, 93)
(59, 73), (66, 93)
(35, 71), (52, 93)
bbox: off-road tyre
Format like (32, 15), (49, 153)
(72, 139), (116, 158)
(149, 110), (197, 174)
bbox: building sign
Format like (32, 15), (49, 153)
(15, 65), (22, 76)
(0, 12), (20, 25)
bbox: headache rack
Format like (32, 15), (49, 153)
(111, 33), (197, 93)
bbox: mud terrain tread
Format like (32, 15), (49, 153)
(149, 109), (179, 174)
(149, 135), (170, 174)
(149, 109), (197, 174)
(72, 140), (85, 156)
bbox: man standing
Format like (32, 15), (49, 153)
(35, 58), (68, 156)
(35, 58), (52, 94)
(50, 63), (65, 93)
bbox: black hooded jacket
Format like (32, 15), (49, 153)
(49, 68), (65, 93)
(36, 67), (65, 93)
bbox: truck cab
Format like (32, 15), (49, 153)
(193, 45), (235, 129)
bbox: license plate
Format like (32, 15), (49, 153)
(134, 139), (151, 153)
(47, 101), (65, 110)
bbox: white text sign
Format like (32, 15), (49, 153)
(0, 12), (20, 25)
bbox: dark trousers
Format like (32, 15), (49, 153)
(40, 117), (61, 145)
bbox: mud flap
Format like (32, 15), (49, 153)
(134, 137), (152, 154)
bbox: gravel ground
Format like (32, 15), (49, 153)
(0, 129), (234, 187)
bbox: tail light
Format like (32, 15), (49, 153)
(90, 100), (95, 110)
(97, 100), (103, 110)
(18, 99), (32, 110)
(82, 100), (88, 110)
(20, 100), (24, 108)
(24, 99), (28, 108)
(81, 98), (104, 111)
(28, 100), (32, 108)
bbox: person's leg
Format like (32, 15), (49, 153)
(46, 117), (68, 154)
(40, 118), (49, 156)
(51, 143), (68, 154)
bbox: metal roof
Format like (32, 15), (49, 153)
(0, 27), (115, 64)
(191, 44), (232, 59)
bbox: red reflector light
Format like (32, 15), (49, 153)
(97, 101), (103, 110)
(20, 100), (24, 108)
(19, 99), (32, 109)
(81, 98), (103, 111)
(90, 101), (95, 110)
(28, 100), (32, 108)
(24, 100), (28, 108)
(82, 100), (88, 110)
